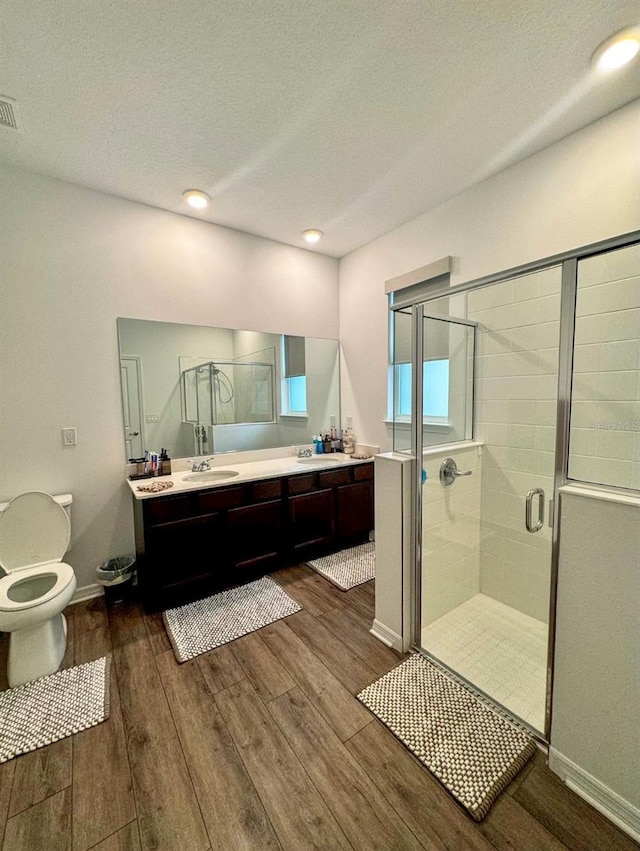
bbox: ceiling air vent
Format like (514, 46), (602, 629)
(0, 96), (23, 132)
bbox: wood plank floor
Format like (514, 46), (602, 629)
(0, 565), (638, 851)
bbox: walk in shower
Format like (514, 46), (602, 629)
(392, 268), (562, 735)
(391, 235), (640, 739)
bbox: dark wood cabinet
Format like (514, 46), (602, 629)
(289, 489), (335, 553)
(145, 512), (226, 580)
(227, 499), (284, 571)
(336, 480), (374, 544)
(133, 461), (373, 609)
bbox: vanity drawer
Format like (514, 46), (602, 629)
(288, 474), (316, 495)
(197, 486), (245, 513)
(353, 463), (373, 481)
(144, 494), (194, 524)
(249, 479), (282, 501)
(318, 468), (351, 488)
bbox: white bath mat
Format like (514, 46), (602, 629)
(163, 576), (302, 663)
(0, 656), (111, 763)
(307, 541), (375, 590)
(357, 654), (536, 821)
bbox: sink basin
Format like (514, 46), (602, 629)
(183, 470), (240, 482)
(296, 456), (344, 466)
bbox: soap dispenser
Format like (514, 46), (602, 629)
(160, 449), (172, 475)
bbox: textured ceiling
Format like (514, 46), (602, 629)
(0, 1), (638, 257)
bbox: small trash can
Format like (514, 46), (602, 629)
(96, 555), (136, 604)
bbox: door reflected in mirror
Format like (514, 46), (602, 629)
(117, 318), (340, 459)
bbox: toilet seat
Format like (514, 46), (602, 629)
(0, 491), (71, 573)
(0, 562), (75, 611)
(0, 491), (73, 612)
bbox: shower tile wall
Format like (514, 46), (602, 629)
(569, 242), (640, 490)
(422, 444), (482, 625)
(468, 267), (562, 622)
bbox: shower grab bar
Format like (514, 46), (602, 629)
(525, 488), (545, 533)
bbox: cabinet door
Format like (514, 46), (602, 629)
(144, 512), (227, 591)
(289, 489), (335, 551)
(336, 480), (373, 544)
(227, 499), (284, 570)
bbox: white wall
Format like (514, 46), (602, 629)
(551, 488), (640, 832)
(339, 100), (640, 452)
(0, 166), (339, 588)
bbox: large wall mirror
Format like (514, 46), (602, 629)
(117, 318), (340, 460)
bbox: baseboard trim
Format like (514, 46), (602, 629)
(370, 619), (403, 651)
(549, 748), (640, 843)
(70, 583), (104, 605)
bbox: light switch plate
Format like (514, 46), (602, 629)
(62, 427), (77, 446)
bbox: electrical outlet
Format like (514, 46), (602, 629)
(62, 427), (77, 446)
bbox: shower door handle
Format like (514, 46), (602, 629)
(525, 488), (545, 533)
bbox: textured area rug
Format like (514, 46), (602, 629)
(357, 654), (536, 821)
(163, 576), (302, 663)
(0, 656), (111, 763)
(307, 541), (375, 590)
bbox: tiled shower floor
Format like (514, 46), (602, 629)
(421, 594), (548, 733)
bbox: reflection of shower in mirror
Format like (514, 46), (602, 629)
(200, 364), (234, 408)
(117, 318), (341, 458)
(181, 357), (276, 429)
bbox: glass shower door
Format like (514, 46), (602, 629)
(417, 266), (562, 736)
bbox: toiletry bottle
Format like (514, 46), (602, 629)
(343, 427), (356, 455)
(323, 433), (331, 454)
(160, 449), (172, 476)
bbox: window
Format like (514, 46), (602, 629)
(286, 374), (307, 413)
(282, 335), (307, 415)
(394, 359), (450, 419)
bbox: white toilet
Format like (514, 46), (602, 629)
(0, 491), (77, 687)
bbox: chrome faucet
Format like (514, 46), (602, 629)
(297, 447), (313, 458)
(191, 457), (214, 472)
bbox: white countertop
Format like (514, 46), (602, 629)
(126, 453), (374, 500)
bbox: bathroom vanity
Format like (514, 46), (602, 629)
(129, 455), (374, 609)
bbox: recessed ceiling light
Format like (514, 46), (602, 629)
(302, 228), (323, 244)
(592, 27), (640, 72)
(183, 189), (210, 209)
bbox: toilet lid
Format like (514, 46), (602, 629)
(0, 491), (70, 572)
